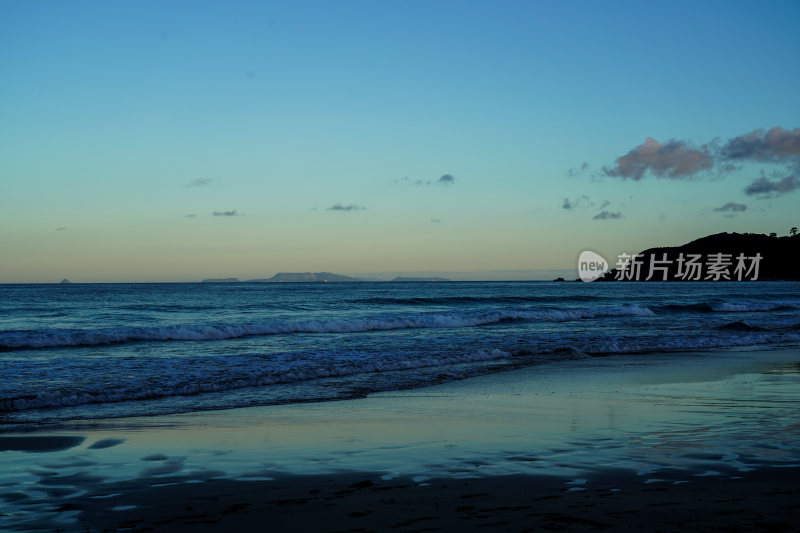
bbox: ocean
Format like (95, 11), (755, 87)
(2, 281), (799, 431)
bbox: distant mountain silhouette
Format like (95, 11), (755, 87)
(247, 272), (362, 283)
(600, 232), (800, 281)
(201, 278), (240, 283)
(390, 277), (451, 282)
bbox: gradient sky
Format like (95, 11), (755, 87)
(2, 1), (799, 282)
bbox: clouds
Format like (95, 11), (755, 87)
(562, 195), (615, 213)
(567, 162), (590, 178)
(743, 175), (800, 197)
(592, 211), (624, 220)
(184, 178), (213, 187)
(721, 127), (800, 163)
(713, 202), (747, 212)
(591, 126), (800, 218)
(327, 203), (366, 211)
(561, 195), (592, 210)
(562, 195), (624, 220)
(183, 211), (239, 218)
(394, 174), (457, 186)
(395, 177), (430, 186)
(722, 128), (800, 200)
(603, 138), (713, 180)
(601, 126), (800, 183)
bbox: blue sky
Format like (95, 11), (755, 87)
(1, 1), (799, 282)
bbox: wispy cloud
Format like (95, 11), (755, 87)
(184, 214), (196, 218)
(185, 178), (213, 187)
(430, 218), (442, 223)
(55, 226), (67, 231)
(561, 194), (594, 211)
(713, 202), (747, 212)
(567, 162), (590, 178)
(393, 174), (456, 186)
(394, 177), (427, 186)
(592, 210), (624, 220)
(603, 138), (713, 180)
(327, 203), (366, 211)
(561, 195), (597, 210)
(213, 210), (239, 216)
(743, 175), (800, 197)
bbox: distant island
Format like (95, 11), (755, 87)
(199, 273), (456, 283)
(247, 272), (362, 283)
(599, 232), (800, 281)
(390, 277), (451, 282)
(59, 279), (71, 284)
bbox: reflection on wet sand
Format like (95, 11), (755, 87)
(1, 347), (799, 531)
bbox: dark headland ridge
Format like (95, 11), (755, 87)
(599, 232), (800, 281)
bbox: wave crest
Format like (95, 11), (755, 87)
(0, 305), (654, 350)
(660, 301), (797, 313)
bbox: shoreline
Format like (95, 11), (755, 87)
(2, 345), (799, 530)
(4, 342), (796, 434)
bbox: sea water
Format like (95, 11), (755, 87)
(1, 281), (799, 431)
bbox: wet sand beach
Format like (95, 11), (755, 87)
(2, 346), (799, 531)
(21, 466), (799, 532)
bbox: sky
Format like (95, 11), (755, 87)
(1, 0), (799, 282)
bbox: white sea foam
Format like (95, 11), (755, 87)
(4, 283), (799, 430)
(661, 301), (798, 313)
(4, 329), (799, 414)
(712, 302), (796, 312)
(0, 348), (515, 411)
(0, 305), (655, 349)
(592, 332), (800, 354)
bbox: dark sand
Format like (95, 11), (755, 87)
(3, 347), (800, 532)
(48, 467), (800, 532)
(0, 436), (86, 453)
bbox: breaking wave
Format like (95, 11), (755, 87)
(3, 329), (799, 415)
(351, 295), (605, 305)
(659, 301), (798, 313)
(0, 347), (519, 412)
(0, 305), (655, 350)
